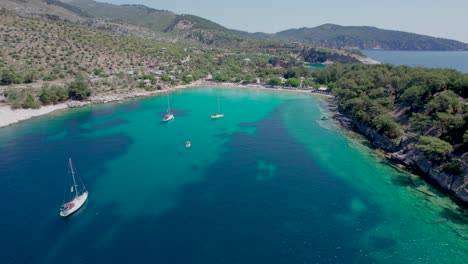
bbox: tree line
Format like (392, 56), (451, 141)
(3, 78), (91, 109)
(313, 64), (467, 175)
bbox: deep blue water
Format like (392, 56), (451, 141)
(361, 50), (468, 73)
(0, 100), (375, 263)
(0, 88), (466, 263)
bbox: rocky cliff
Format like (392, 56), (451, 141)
(335, 109), (468, 206)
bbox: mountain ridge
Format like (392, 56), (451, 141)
(275, 23), (468, 51)
(51, 0), (468, 51)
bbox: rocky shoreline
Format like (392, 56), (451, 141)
(332, 105), (468, 207)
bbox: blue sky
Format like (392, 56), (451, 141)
(104, 0), (468, 42)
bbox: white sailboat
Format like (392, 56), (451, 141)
(211, 96), (224, 119)
(60, 158), (88, 217)
(162, 94), (174, 122)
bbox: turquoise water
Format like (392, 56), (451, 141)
(304, 63), (327, 70)
(0, 88), (466, 263)
(361, 50), (468, 73)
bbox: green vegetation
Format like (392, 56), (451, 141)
(285, 78), (300, 87)
(0, 14), (324, 90)
(268, 77), (281, 86)
(276, 24), (468, 51)
(23, 93), (41, 109)
(314, 64), (467, 174)
(373, 114), (402, 139)
(3, 77), (93, 108)
(39, 85), (68, 105)
(416, 136), (454, 160)
(4, 88), (41, 109)
(0, 66), (36, 85)
(0, 13), (326, 110)
(50, 1), (468, 51)
(68, 78), (91, 100)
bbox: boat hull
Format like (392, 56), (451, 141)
(211, 114), (224, 119)
(163, 114), (174, 122)
(60, 192), (88, 217)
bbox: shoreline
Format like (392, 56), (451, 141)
(2, 82), (465, 210)
(330, 106), (468, 207)
(0, 81), (330, 128)
(0, 103), (69, 128)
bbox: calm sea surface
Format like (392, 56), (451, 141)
(0, 88), (466, 263)
(362, 50), (468, 73)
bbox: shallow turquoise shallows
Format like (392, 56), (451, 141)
(0, 87), (466, 264)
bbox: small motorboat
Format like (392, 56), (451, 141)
(186, 141), (191, 148)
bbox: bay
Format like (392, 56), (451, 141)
(361, 50), (468, 73)
(0, 87), (466, 264)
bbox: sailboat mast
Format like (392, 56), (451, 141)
(167, 94), (171, 113)
(69, 158), (79, 198)
(217, 96), (220, 113)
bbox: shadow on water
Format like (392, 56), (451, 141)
(439, 208), (468, 225)
(157, 109), (191, 117)
(94, 118), (128, 129)
(121, 101), (144, 111)
(390, 176), (419, 187)
(360, 140), (374, 149)
(370, 236), (398, 251)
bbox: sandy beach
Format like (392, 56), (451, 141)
(0, 81), (331, 128)
(0, 103), (68, 128)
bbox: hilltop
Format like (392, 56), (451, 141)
(54, 1), (468, 51)
(275, 24), (468, 51)
(0, 0), (371, 86)
(5, 1), (466, 51)
(57, 0), (226, 32)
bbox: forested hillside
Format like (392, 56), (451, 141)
(276, 24), (468, 51)
(314, 64), (468, 203)
(0, 14), (324, 108)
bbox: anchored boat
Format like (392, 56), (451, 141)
(60, 158), (88, 217)
(211, 96), (224, 119)
(162, 94), (174, 122)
